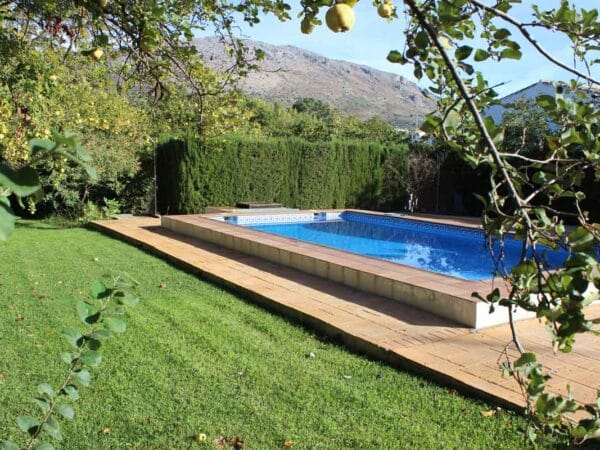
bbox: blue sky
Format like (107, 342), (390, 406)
(204, 0), (599, 97)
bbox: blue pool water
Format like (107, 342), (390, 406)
(242, 212), (569, 281)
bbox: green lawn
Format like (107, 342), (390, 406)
(0, 222), (529, 449)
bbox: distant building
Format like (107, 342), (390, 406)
(485, 80), (600, 125)
(397, 128), (430, 141)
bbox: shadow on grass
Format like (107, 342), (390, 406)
(16, 219), (81, 230)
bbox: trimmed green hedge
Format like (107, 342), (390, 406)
(156, 133), (408, 214)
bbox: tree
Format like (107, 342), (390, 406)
(291, 97), (333, 120)
(0, 0), (277, 223)
(500, 99), (551, 154)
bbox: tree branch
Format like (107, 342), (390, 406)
(469, 0), (600, 86)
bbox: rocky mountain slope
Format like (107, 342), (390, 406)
(195, 37), (434, 128)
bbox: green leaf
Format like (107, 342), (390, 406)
(114, 291), (139, 307)
(89, 329), (111, 341)
(386, 50), (406, 64)
(55, 403), (75, 420)
(0, 195), (16, 242)
(500, 48), (522, 59)
(1, 441), (20, 450)
(493, 28), (511, 39)
(43, 417), (62, 441)
(90, 280), (109, 300)
(87, 338), (102, 350)
(37, 383), (56, 398)
(0, 164), (41, 197)
(29, 138), (55, 155)
(515, 352), (537, 367)
(33, 442), (55, 450)
(568, 227), (595, 251)
(474, 49), (490, 61)
(80, 350), (102, 367)
(34, 397), (50, 414)
(62, 384), (79, 401)
(104, 317), (126, 333)
(17, 415), (40, 434)
(536, 95), (557, 110)
(104, 306), (125, 315)
(61, 328), (83, 348)
(76, 300), (100, 325)
(532, 171), (548, 184)
(73, 369), (91, 387)
(51, 131), (76, 148)
(512, 260), (537, 276)
(565, 252), (597, 269)
(420, 115), (441, 133)
(61, 351), (74, 364)
(455, 45), (473, 60)
(414, 30), (429, 49)
(571, 425), (588, 438)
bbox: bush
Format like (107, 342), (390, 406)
(156, 133), (408, 213)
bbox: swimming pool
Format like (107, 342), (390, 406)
(162, 210), (569, 327)
(240, 211), (568, 281)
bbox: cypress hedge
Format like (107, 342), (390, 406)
(156, 133), (408, 214)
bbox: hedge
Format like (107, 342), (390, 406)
(156, 133), (408, 214)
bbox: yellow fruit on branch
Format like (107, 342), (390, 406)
(90, 48), (104, 61)
(98, 0), (108, 8)
(325, 3), (355, 33)
(377, 2), (394, 18)
(300, 18), (314, 35)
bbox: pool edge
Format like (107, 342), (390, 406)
(161, 212), (530, 329)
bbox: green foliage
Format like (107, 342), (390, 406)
(2, 274), (139, 450)
(500, 99), (551, 154)
(156, 133), (408, 213)
(291, 97), (334, 120)
(77, 198), (121, 224)
(0, 132), (94, 241)
(0, 1), (290, 98)
(0, 11), (275, 220)
(245, 98), (407, 144)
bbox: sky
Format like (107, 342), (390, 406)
(200, 0), (599, 97)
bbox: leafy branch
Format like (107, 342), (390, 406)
(469, 0), (600, 86)
(373, 0), (600, 444)
(0, 132), (96, 241)
(1, 274), (140, 450)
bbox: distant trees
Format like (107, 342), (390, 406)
(500, 99), (550, 154)
(249, 97), (406, 144)
(291, 97), (334, 120)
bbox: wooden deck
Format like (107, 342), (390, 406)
(91, 216), (600, 411)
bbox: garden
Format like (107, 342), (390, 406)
(1, 1), (599, 449)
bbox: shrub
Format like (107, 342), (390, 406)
(156, 133), (409, 213)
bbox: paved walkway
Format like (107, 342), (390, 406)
(91, 217), (600, 410)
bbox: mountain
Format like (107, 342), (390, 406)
(194, 37), (434, 129)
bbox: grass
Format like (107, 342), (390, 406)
(0, 221), (531, 449)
